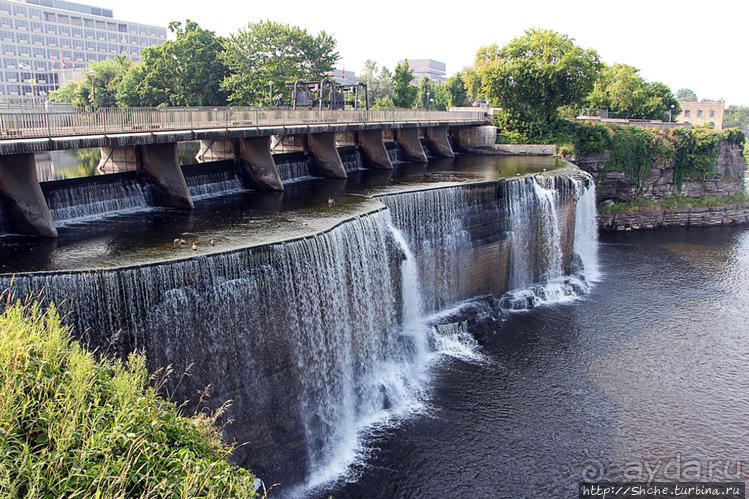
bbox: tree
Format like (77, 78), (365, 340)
(586, 64), (679, 120)
(392, 60), (417, 108)
(221, 20), (338, 106)
(120, 20), (227, 107)
(677, 88), (697, 102)
(445, 74), (467, 107)
(417, 77), (433, 109)
(478, 29), (601, 126)
(358, 59), (394, 105)
(49, 57), (131, 109)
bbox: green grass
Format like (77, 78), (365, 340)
(0, 298), (259, 498)
(599, 193), (749, 215)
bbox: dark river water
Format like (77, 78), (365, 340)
(319, 225), (749, 498)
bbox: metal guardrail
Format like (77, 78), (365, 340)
(0, 107), (488, 139)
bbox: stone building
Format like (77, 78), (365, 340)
(677, 100), (725, 130)
(0, 0), (166, 105)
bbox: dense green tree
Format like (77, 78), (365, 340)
(586, 64), (680, 120)
(677, 88), (698, 102)
(359, 59), (394, 105)
(478, 29), (600, 125)
(49, 57), (131, 109)
(724, 105), (749, 129)
(392, 60), (418, 108)
(417, 77), (433, 109)
(445, 73), (467, 107)
(221, 20), (338, 106)
(119, 20), (227, 107)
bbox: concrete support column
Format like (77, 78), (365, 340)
(307, 132), (347, 178)
(427, 126), (455, 158)
(138, 142), (193, 209)
(396, 127), (428, 163)
(357, 129), (393, 169)
(238, 136), (284, 191)
(0, 153), (57, 237)
(97, 146), (138, 174)
(196, 139), (236, 163)
(452, 125), (498, 150)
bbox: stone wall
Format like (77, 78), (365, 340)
(575, 142), (746, 203)
(599, 204), (749, 231)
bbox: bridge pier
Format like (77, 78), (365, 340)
(427, 126), (455, 158)
(138, 143), (194, 209)
(97, 146), (138, 173)
(0, 153), (57, 237)
(238, 136), (284, 191)
(357, 129), (393, 169)
(196, 139), (236, 163)
(396, 127), (428, 163)
(452, 125), (498, 151)
(307, 132), (347, 178)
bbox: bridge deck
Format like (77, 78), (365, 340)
(0, 107), (488, 154)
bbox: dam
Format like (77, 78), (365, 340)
(0, 144), (600, 493)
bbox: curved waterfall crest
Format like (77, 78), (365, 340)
(0, 170), (599, 491)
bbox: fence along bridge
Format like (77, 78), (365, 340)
(0, 107), (489, 237)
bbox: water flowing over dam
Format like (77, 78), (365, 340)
(0, 155), (599, 492)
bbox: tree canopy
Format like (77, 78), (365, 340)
(392, 60), (418, 109)
(220, 20), (338, 106)
(359, 59), (394, 106)
(586, 63), (680, 120)
(677, 88), (698, 102)
(477, 28), (602, 125)
(120, 20), (228, 107)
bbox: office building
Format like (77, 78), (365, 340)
(0, 0), (166, 104)
(677, 100), (725, 130)
(400, 59), (447, 83)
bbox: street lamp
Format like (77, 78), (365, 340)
(426, 89), (430, 110)
(86, 69), (96, 110)
(268, 80), (274, 108)
(669, 104), (675, 123)
(430, 97), (434, 110)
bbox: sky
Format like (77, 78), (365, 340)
(91, 0), (747, 106)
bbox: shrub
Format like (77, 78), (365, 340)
(0, 299), (259, 498)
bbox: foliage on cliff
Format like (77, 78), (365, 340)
(599, 192), (749, 215)
(566, 122), (745, 191)
(0, 299), (258, 498)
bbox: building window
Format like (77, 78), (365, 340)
(684, 110), (690, 118)
(709, 122), (715, 128)
(83, 18), (93, 28)
(697, 109), (703, 117)
(710, 109), (715, 117)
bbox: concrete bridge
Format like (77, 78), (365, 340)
(0, 107), (490, 237)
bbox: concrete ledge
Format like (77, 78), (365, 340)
(488, 144), (556, 155)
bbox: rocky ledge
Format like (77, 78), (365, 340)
(598, 204), (749, 231)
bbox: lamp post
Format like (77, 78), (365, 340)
(430, 97), (434, 111)
(669, 104), (675, 123)
(268, 80), (274, 108)
(86, 69), (96, 110)
(426, 89), (430, 110)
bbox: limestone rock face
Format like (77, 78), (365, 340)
(575, 142), (747, 203)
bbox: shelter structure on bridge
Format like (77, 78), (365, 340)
(287, 80), (369, 111)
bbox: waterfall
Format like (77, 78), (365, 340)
(0, 172), (599, 491)
(185, 168), (244, 200)
(44, 176), (148, 224)
(531, 178), (563, 282)
(276, 154), (314, 182)
(339, 147), (365, 172)
(386, 143), (407, 165)
(574, 181), (601, 282)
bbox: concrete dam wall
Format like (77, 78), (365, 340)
(0, 167), (598, 490)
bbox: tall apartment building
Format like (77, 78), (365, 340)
(0, 0), (166, 105)
(677, 100), (725, 130)
(400, 59), (447, 83)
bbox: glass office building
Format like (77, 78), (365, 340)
(0, 0), (166, 104)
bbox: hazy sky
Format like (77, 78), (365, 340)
(93, 0), (747, 105)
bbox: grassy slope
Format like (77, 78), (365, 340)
(0, 299), (258, 498)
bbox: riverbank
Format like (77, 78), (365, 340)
(598, 203), (749, 231)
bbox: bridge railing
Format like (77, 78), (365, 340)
(0, 107), (489, 139)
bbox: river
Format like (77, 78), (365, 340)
(319, 225), (749, 497)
